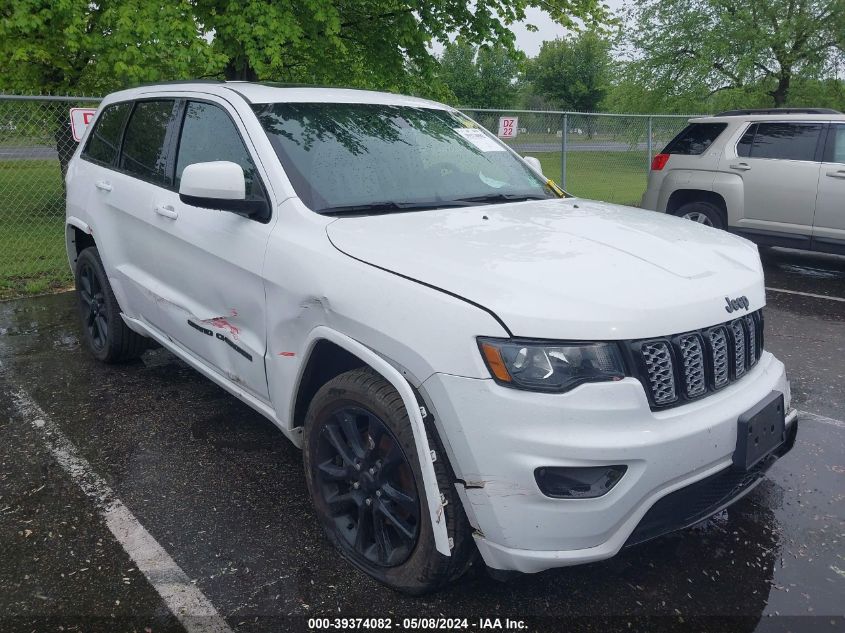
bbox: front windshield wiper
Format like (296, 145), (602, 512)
(450, 193), (552, 205)
(319, 201), (470, 216)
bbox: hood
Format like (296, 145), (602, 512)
(326, 198), (765, 340)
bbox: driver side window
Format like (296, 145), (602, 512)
(176, 101), (264, 200)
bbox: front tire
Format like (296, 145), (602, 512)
(75, 247), (147, 363)
(674, 201), (725, 229)
(303, 368), (475, 594)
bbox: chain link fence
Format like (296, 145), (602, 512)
(461, 109), (695, 205)
(0, 95), (697, 299)
(0, 95), (102, 298)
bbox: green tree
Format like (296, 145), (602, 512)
(194, 0), (608, 95)
(624, 0), (845, 107)
(438, 39), (524, 107)
(0, 0), (222, 94)
(526, 31), (612, 112)
(0, 0), (610, 174)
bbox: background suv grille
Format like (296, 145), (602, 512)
(630, 310), (764, 409)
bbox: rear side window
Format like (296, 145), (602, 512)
(175, 101), (263, 199)
(736, 122), (823, 161)
(82, 102), (130, 164)
(119, 100), (178, 186)
(662, 123), (727, 155)
(825, 124), (845, 164)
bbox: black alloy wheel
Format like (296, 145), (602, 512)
(303, 367), (477, 594)
(74, 247), (147, 363)
(313, 405), (420, 567)
(78, 258), (108, 351)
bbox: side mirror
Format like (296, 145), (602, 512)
(179, 161), (266, 217)
(522, 155), (544, 177)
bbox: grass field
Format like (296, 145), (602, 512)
(0, 151), (650, 301)
(533, 150), (649, 206)
(0, 159), (71, 300)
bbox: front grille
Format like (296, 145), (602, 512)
(631, 310), (764, 409)
(641, 342), (676, 405)
(707, 327), (730, 388)
(678, 334), (706, 397)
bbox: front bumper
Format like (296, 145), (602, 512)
(421, 351), (794, 573)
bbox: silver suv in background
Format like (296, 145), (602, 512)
(642, 108), (845, 256)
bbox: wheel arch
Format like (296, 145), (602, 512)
(66, 218), (96, 272)
(291, 326), (452, 556)
(666, 189), (728, 226)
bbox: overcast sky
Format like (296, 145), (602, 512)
(431, 2), (626, 57)
(510, 3), (625, 56)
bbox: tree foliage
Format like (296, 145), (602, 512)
(0, 0), (610, 97)
(624, 0), (845, 107)
(0, 0), (223, 94)
(438, 39), (523, 107)
(525, 30), (612, 111)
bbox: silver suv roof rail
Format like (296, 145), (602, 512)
(714, 108), (842, 116)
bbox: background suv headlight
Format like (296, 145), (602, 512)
(478, 338), (626, 393)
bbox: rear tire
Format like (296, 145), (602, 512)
(303, 367), (476, 594)
(75, 247), (147, 363)
(674, 201), (725, 229)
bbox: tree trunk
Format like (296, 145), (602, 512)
(769, 72), (791, 107)
(224, 58), (259, 81)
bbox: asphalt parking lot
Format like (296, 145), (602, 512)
(1, 247), (843, 633)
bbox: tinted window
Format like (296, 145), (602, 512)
(743, 122), (823, 161)
(119, 100), (178, 185)
(175, 102), (263, 199)
(662, 123), (727, 155)
(82, 102), (130, 164)
(825, 124), (845, 164)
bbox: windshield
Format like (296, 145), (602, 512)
(252, 102), (558, 214)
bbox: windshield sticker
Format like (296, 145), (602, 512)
(454, 128), (506, 153)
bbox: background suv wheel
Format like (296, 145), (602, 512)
(675, 201), (725, 229)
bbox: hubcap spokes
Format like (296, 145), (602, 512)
(79, 264), (107, 350)
(683, 211), (713, 226)
(315, 407), (420, 567)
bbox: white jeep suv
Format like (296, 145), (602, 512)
(66, 83), (797, 593)
(642, 108), (845, 255)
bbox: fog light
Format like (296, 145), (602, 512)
(535, 465), (627, 499)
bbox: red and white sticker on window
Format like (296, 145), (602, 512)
(497, 116), (518, 139)
(69, 108), (98, 142)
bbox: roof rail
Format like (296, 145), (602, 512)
(714, 108), (842, 116)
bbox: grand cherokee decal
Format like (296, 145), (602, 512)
(187, 319), (253, 362)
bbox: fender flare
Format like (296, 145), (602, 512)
(302, 326), (452, 557)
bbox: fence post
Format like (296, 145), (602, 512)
(647, 116), (653, 172)
(561, 113), (568, 189)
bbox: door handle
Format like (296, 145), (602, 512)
(826, 170), (845, 179)
(95, 180), (112, 191)
(154, 204), (178, 219)
(730, 163), (751, 171)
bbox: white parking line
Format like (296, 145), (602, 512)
(10, 387), (233, 633)
(766, 287), (845, 303)
(799, 409), (845, 430)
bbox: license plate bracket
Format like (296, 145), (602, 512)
(733, 391), (785, 471)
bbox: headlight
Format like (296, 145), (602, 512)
(478, 338), (626, 393)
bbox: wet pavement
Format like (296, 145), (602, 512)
(0, 247), (843, 633)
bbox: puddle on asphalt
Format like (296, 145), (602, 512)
(778, 263), (844, 280)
